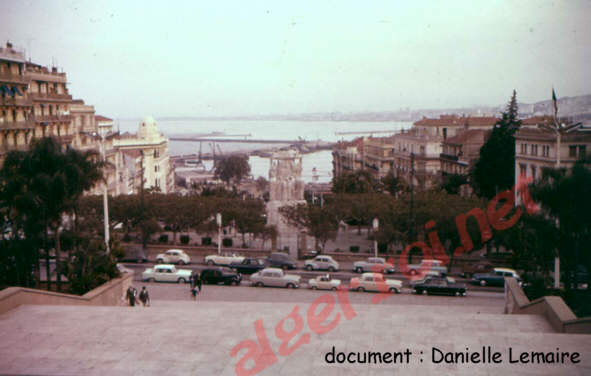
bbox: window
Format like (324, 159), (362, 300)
(569, 145), (577, 157)
(531, 165), (536, 180)
(155, 165), (159, 172)
(542, 145), (550, 157)
(519, 164), (527, 176)
(521, 144), (527, 154)
(579, 145), (587, 159)
(154, 149), (160, 158)
(531, 144), (538, 156)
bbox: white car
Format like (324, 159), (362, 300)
(204, 253), (245, 266)
(250, 268), (301, 288)
(156, 249), (191, 265)
(305, 255), (340, 272)
(308, 274), (341, 290)
(349, 272), (402, 293)
(142, 264), (192, 283)
(353, 257), (395, 274)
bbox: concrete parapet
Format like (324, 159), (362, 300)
(0, 271), (134, 316)
(504, 276), (591, 334)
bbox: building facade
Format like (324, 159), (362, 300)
(114, 116), (174, 193)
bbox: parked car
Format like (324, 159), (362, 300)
(265, 252), (297, 270)
(349, 272), (402, 293)
(353, 257), (395, 274)
(142, 264), (192, 283)
(156, 249), (191, 265)
(406, 259), (448, 276)
(413, 276), (467, 296)
(229, 257), (266, 275)
(462, 259), (494, 278)
(204, 253), (244, 266)
(472, 267), (521, 287)
(305, 255), (339, 272)
(200, 267), (242, 285)
(120, 246), (148, 263)
(250, 268), (301, 288)
(308, 274), (341, 290)
(408, 270), (444, 287)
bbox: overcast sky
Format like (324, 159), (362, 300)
(2, 1), (590, 118)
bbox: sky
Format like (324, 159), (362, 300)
(1, 0), (590, 118)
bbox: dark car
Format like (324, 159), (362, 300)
(462, 259), (494, 279)
(413, 276), (467, 296)
(200, 267), (242, 285)
(266, 252), (297, 270)
(472, 268), (520, 287)
(229, 258), (266, 275)
(120, 246), (148, 263)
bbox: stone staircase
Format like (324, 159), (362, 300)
(0, 301), (589, 375)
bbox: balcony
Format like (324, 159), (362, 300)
(0, 72), (31, 85)
(0, 96), (33, 107)
(439, 152), (459, 161)
(0, 120), (35, 130)
(27, 71), (67, 83)
(33, 114), (72, 123)
(29, 92), (72, 102)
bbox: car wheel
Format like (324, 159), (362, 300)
(178, 278), (186, 284)
(178, 260), (186, 265)
(311, 286), (317, 290)
(409, 269), (417, 276)
(286, 283), (295, 289)
(328, 266), (335, 272)
(389, 287), (399, 294)
(455, 291), (461, 297)
(306, 265), (313, 271)
(480, 280), (487, 287)
(207, 260), (215, 266)
(331, 287), (337, 291)
(148, 278), (155, 283)
(422, 289), (428, 295)
(255, 282), (263, 287)
(357, 287), (365, 292)
(282, 265), (289, 271)
(355, 267), (363, 273)
(156, 259), (163, 264)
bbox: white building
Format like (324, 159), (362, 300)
(114, 116), (174, 193)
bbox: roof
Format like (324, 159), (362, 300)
(95, 115), (113, 122)
(521, 116), (554, 126)
(334, 137), (364, 150)
(444, 129), (491, 145)
(414, 115), (499, 127)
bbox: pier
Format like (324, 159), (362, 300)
(169, 137), (303, 144)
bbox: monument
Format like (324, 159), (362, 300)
(266, 149), (306, 259)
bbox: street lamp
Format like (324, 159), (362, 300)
(216, 213), (222, 255)
(93, 131), (110, 254)
(372, 217), (379, 258)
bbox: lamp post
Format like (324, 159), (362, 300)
(94, 131), (110, 254)
(216, 213), (222, 255)
(372, 217), (379, 258)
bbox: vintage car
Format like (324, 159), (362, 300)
(250, 268), (301, 288)
(305, 255), (340, 272)
(308, 274), (341, 290)
(472, 267), (521, 287)
(353, 257), (395, 274)
(408, 270), (444, 287)
(405, 259), (448, 276)
(229, 257), (266, 275)
(349, 272), (402, 293)
(199, 267), (242, 285)
(462, 259), (494, 278)
(142, 264), (192, 283)
(204, 253), (244, 266)
(156, 249), (191, 265)
(265, 252), (297, 270)
(413, 276), (467, 296)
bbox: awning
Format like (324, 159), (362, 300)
(0, 85), (9, 96)
(12, 86), (23, 96)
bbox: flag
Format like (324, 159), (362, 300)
(552, 87), (558, 118)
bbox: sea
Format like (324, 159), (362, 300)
(117, 119), (413, 184)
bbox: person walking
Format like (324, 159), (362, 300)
(139, 286), (150, 307)
(195, 273), (202, 294)
(126, 286), (137, 307)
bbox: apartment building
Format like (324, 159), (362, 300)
(332, 137), (364, 178)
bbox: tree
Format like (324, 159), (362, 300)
(439, 173), (468, 195)
(332, 170), (379, 194)
(214, 155), (251, 186)
(381, 171), (402, 196)
(279, 203), (339, 252)
(470, 90), (521, 199)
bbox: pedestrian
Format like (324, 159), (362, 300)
(196, 273), (202, 293)
(126, 286), (137, 307)
(139, 286), (150, 307)
(191, 285), (198, 300)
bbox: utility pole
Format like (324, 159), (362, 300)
(99, 132), (110, 254)
(409, 152), (415, 242)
